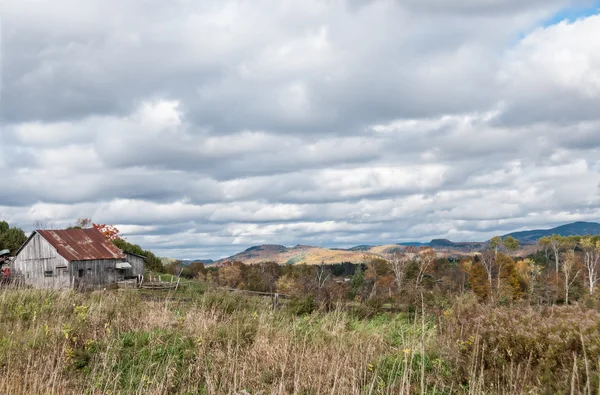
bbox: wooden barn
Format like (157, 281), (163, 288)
(11, 228), (144, 289)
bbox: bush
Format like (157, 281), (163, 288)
(285, 296), (317, 316)
(439, 300), (600, 393)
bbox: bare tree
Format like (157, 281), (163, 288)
(480, 250), (496, 302)
(415, 248), (436, 288)
(581, 237), (600, 295)
(549, 235), (562, 274)
(561, 251), (581, 304)
(316, 261), (331, 289)
(32, 220), (54, 230)
(387, 250), (410, 291)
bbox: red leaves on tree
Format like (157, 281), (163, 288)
(93, 223), (122, 241)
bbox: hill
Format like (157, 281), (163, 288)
(212, 221), (600, 265)
(502, 221), (600, 243)
(214, 244), (386, 265)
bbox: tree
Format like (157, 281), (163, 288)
(503, 236), (519, 252)
(349, 266), (365, 299)
(495, 253), (514, 292)
(515, 258), (543, 300)
(415, 247), (436, 288)
(469, 262), (490, 302)
(0, 222), (27, 255)
(93, 223), (122, 241)
(549, 235), (563, 274)
(74, 218), (93, 229)
(498, 256), (522, 301)
(112, 238), (165, 273)
(316, 261), (331, 289)
(490, 236), (503, 255)
(387, 250), (410, 291)
(189, 261), (207, 279)
(479, 250), (496, 301)
(561, 250), (581, 304)
(219, 261), (245, 288)
(538, 236), (552, 262)
(580, 236), (600, 295)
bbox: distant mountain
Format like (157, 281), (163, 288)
(215, 244), (380, 265)
(429, 239), (485, 251)
(502, 221), (600, 243)
(181, 259), (214, 265)
(212, 222), (600, 265)
(397, 242), (430, 247)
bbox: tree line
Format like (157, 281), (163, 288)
(198, 234), (600, 311)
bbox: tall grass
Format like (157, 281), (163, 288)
(1, 288), (599, 394)
(0, 288), (440, 394)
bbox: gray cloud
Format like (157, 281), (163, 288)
(1, 0), (600, 259)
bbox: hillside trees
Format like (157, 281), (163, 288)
(112, 238), (165, 273)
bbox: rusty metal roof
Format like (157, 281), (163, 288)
(37, 228), (125, 262)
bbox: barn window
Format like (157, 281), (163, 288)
(44, 270), (53, 278)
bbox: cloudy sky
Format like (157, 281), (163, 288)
(1, 0), (600, 259)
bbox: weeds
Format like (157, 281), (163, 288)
(0, 288), (598, 394)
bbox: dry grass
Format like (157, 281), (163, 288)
(1, 288), (599, 394)
(0, 288), (439, 394)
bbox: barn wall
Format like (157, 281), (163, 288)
(70, 260), (125, 288)
(11, 233), (71, 289)
(124, 253), (145, 278)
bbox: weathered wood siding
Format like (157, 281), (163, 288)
(11, 233), (71, 289)
(70, 259), (127, 288)
(124, 253), (145, 278)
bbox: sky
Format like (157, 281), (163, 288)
(1, 0), (600, 259)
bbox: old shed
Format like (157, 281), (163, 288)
(11, 228), (144, 289)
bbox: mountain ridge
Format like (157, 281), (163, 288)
(212, 221), (600, 265)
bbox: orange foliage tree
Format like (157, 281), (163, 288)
(93, 223), (122, 241)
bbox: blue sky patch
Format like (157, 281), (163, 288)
(543, 1), (599, 26)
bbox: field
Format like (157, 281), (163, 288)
(1, 287), (600, 394)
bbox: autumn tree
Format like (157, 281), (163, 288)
(479, 250), (496, 301)
(188, 261), (207, 279)
(498, 255), (523, 302)
(469, 262), (490, 302)
(93, 223), (122, 241)
(219, 261), (245, 289)
(515, 258), (543, 301)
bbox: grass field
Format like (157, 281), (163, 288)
(0, 287), (599, 394)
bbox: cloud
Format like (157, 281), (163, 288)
(1, 0), (600, 259)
